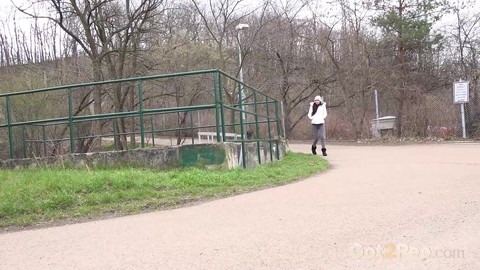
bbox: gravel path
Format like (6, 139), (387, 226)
(1, 143), (479, 269)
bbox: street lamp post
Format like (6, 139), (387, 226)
(236, 23), (249, 138)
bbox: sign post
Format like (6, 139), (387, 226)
(453, 81), (469, 139)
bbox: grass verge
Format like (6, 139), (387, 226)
(0, 152), (328, 229)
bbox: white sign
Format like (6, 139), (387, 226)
(454, 81), (469, 103)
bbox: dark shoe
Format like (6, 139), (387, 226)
(321, 148), (327, 156)
(311, 145), (317, 155)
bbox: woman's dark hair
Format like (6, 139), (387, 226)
(312, 103), (320, 116)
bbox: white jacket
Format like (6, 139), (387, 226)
(308, 102), (327, 124)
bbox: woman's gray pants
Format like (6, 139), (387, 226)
(312, 124), (326, 148)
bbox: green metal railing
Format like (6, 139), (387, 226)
(0, 69), (283, 167)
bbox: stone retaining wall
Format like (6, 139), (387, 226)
(0, 141), (287, 170)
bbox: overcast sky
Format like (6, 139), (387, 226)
(1, 0), (479, 41)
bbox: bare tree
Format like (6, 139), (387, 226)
(310, 0), (377, 139)
(16, 0), (166, 150)
(191, 0), (268, 100)
(247, 0), (335, 138)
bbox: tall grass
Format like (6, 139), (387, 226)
(0, 152), (328, 228)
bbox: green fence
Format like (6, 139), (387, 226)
(0, 69), (283, 167)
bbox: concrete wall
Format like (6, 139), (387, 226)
(0, 141), (286, 170)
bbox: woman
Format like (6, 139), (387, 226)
(307, 95), (328, 156)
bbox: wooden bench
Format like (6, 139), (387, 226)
(198, 131), (240, 143)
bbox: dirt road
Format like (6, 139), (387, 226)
(1, 143), (479, 269)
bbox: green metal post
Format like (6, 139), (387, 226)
(253, 91), (261, 164)
(6, 96), (14, 159)
(22, 125), (27, 158)
(75, 122), (79, 151)
(151, 117), (155, 147)
(113, 119), (118, 151)
(274, 101), (281, 160)
(231, 107), (236, 134)
(138, 80), (145, 148)
(265, 97), (273, 162)
(213, 72), (221, 142)
(67, 88), (75, 153)
(217, 72), (226, 141)
(42, 125), (47, 157)
(190, 111), (194, 144)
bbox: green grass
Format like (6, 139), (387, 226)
(0, 152), (328, 228)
